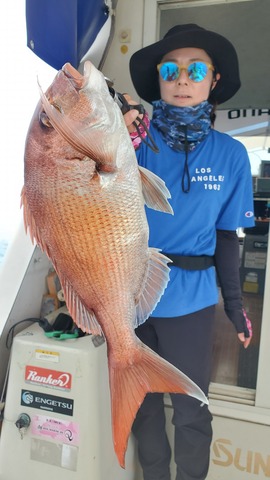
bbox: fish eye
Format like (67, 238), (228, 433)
(39, 111), (52, 128)
(39, 102), (62, 128)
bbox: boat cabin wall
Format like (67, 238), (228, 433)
(102, 0), (270, 111)
(102, 0), (147, 106)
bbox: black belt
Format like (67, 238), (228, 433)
(163, 253), (215, 271)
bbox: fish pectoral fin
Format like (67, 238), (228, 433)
(139, 166), (174, 214)
(110, 342), (208, 468)
(135, 248), (171, 328)
(61, 277), (103, 336)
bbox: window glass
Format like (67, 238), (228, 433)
(211, 135), (269, 390)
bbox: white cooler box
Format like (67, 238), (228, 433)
(0, 322), (138, 480)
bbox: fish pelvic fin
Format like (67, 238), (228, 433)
(110, 342), (208, 468)
(61, 277), (103, 336)
(135, 248), (171, 328)
(139, 166), (174, 214)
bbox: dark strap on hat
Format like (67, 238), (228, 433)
(163, 253), (214, 270)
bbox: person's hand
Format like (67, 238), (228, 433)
(238, 332), (251, 349)
(124, 109), (139, 131)
(237, 309), (252, 349)
(122, 94), (144, 132)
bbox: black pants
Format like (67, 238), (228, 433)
(132, 306), (215, 480)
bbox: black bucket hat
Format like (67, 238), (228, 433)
(129, 24), (241, 105)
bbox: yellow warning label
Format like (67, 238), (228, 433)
(35, 349), (59, 363)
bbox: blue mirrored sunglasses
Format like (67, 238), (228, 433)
(157, 61), (215, 83)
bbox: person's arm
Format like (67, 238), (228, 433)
(214, 229), (252, 348)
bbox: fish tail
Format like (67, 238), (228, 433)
(109, 342), (208, 468)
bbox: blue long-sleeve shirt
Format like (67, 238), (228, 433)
(136, 126), (254, 317)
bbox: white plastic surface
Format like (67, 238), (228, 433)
(0, 323), (139, 479)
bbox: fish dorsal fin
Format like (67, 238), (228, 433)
(134, 248), (171, 328)
(139, 166), (174, 214)
(61, 277), (103, 336)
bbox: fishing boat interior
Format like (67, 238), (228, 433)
(1, 0), (270, 479)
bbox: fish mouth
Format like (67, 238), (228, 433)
(62, 62), (91, 90)
(38, 62), (93, 128)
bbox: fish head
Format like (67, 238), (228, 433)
(24, 69), (86, 170)
(38, 68), (82, 125)
(31, 60), (125, 172)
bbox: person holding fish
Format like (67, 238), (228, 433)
(124, 24), (254, 480)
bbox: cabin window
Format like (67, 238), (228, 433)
(210, 113), (270, 403)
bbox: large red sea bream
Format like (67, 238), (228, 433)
(21, 60), (207, 467)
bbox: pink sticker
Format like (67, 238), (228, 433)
(31, 414), (80, 445)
